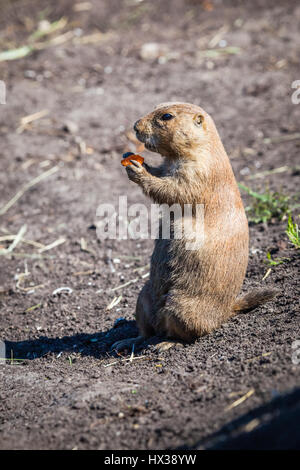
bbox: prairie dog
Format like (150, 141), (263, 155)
(112, 103), (276, 351)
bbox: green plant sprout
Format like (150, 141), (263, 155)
(286, 215), (300, 249)
(238, 183), (293, 224)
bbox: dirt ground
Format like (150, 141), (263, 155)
(0, 0), (299, 450)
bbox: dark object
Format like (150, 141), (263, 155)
(194, 388), (300, 450)
(122, 152), (135, 159)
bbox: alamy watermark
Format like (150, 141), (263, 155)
(0, 80), (6, 104)
(96, 196), (205, 250)
(292, 340), (300, 365)
(291, 80), (300, 105)
(0, 340), (6, 365)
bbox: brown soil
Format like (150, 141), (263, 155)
(0, 0), (299, 450)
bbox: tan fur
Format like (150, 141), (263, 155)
(125, 102), (277, 343)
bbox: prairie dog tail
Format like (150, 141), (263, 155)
(233, 288), (278, 314)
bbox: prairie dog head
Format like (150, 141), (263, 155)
(133, 102), (214, 160)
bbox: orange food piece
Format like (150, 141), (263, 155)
(121, 154), (144, 167)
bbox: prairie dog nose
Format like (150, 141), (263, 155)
(134, 120), (141, 132)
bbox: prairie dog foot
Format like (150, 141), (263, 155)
(153, 340), (184, 353)
(110, 335), (144, 353)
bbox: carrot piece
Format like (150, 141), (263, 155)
(121, 154), (144, 167)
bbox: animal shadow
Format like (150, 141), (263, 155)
(2, 319), (144, 362)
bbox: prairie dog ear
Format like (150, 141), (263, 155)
(193, 113), (205, 128)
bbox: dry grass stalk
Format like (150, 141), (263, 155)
(0, 166), (59, 216)
(225, 389), (255, 412)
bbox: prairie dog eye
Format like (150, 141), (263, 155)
(161, 113), (174, 121)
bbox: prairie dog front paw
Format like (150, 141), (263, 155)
(126, 160), (149, 184)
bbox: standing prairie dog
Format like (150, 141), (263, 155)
(112, 102), (276, 352)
